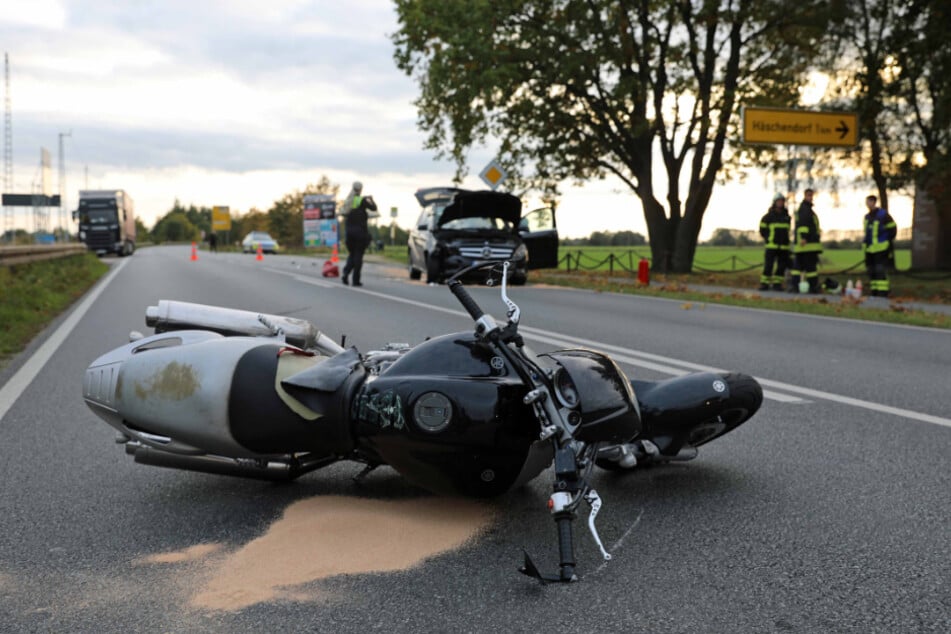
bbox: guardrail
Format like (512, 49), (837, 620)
(0, 243), (87, 266)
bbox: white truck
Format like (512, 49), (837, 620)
(75, 190), (136, 256)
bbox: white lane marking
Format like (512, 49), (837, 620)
(287, 279), (951, 429)
(752, 378), (951, 429)
(518, 284), (951, 335)
(307, 284), (806, 404)
(0, 259), (129, 421)
(292, 274), (336, 288)
(517, 326), (805, 403)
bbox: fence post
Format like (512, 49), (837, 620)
(732, 255), (736, 271)
(609, 253), (614, 275)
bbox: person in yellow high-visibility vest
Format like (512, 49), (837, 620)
(789, 188), (822, 294)
(863, 195), (897, 297)
(339, 181), (379, 286)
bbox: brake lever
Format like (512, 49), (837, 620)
(584, 489), (612, 561)
(499, 261), (520, 324)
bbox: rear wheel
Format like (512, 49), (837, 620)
(688, 373), (762, 447)
(596, 373), (762, 471)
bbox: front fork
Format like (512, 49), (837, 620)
(520, 445), (612, 583)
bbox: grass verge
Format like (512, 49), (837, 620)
(0, 253), (109, 368)
(531, 271), (951, 330)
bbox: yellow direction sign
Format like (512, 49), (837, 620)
(212, 206), (231, 231)
(742, 107), (858, 147)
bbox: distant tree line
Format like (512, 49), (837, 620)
(144, 175), (408, 251)
(562, 230), (647, 247)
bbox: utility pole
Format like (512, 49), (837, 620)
(58, 130), (71, 241)
(3, 53), (13, 242)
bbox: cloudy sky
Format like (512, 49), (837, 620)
(1, 0), (910, 239)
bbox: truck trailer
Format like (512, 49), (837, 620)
(76, 190), (136, 256)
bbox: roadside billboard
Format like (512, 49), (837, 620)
(303, 194), (338, 247)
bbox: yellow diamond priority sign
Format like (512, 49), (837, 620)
(479, 159), (507, 190)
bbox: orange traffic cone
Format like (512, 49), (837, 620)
(256, 245), (264, 261)
(331, 242), (339, 263)
(190, 242), (198, 261)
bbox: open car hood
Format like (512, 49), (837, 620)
(415, 188), (522, 228)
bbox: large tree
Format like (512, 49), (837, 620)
(821, 0), (907, 211)
(393, 0), (824, 271)
(891, 0), (951, 268)
(822, 0), (950, 267)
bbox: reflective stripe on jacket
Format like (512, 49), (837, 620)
(760, 208), (791, 250)
(863, 208), (897, 254)
(794, 202), (822, 253)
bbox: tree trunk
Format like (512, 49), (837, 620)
(912, 178), (951, 270)
(672, 214), (703, 273)
(644, 200), (675, 274)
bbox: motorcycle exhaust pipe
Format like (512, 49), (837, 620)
(127, 443), (337, 481)
(145, 300), (344, 356)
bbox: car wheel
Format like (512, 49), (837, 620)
(510, 272), (527, 285)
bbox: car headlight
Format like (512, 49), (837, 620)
(513, 243), (528, 261)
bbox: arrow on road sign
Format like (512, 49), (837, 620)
(836, 120), (850, 139)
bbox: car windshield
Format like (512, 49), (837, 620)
(250, 232), (272, 240)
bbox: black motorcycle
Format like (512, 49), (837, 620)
(83, 261), (762, 582)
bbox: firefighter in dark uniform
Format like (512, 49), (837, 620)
(789, 188), (822, 293)
(759, 193), (791, 291)
(863, 194), (897, 297)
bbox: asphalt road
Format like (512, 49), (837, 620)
(1, 245), (948, 633)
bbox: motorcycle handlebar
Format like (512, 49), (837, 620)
(447, 280), (485, 321)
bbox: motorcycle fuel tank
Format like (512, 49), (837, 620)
(352, 332), (550, 497)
